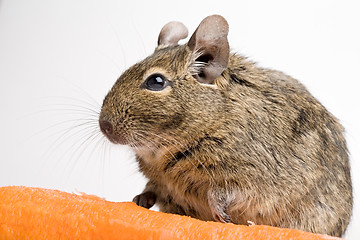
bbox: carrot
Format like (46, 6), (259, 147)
(0, 186), (340, 240)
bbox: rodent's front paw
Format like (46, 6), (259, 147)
(132, 191), (157, 209)
(212, 209), (232, 223)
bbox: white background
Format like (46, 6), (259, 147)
(0, 0), (359, 238)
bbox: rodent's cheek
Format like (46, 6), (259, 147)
(159, 112), (185, 131)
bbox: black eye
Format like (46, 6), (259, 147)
(143, 74), (170, 91)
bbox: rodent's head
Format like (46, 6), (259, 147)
(99, 15), (230, 151)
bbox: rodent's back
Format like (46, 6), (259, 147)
(217, 54), (352, 235)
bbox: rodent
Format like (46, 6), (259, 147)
(98, 15), (352, 237)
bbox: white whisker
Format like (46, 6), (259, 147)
(132, 131), (175, 164)
(136, 129), (214, 182)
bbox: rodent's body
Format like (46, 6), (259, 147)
(99, 16), (352, 237)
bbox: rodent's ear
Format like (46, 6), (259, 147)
(157, 21), (188, 49)
(187, 15), (229, 84)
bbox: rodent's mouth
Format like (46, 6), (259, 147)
(105, 135), (129, 145)
(99, 118), (163, 149)
(102, 130), (146, 147)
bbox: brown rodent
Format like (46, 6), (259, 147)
(99, 15), (352, 237)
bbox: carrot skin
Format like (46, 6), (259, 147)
(0, 186), (341, 240)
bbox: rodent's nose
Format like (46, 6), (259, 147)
(99, 120), (113, 136)
(99, 119), (128, 145)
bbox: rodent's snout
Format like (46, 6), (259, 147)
(99, 119), (113, 136)
(99, 119), (128, 145)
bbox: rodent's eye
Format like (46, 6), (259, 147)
(143, 74), (170, 91)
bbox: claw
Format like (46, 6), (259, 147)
(208, 189), (233, 223)
(212, 208), (232, 223)
(132, 191), (157, 209)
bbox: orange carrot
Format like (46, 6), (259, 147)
(0, 186), (340, 240)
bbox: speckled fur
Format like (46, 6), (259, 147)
(99, 19), (352, 237)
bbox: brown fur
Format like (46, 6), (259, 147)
(99, 15), (352, 237)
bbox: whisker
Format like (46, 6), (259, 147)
(35, 95), (101, 113)
(24, 118), (97, 144)
(67, 84), (103, 110)
(131, 21), (148, 58)
(25, 89), (111, 189)
(132, 131), (161, 157)
(160, 132), (214, 175)
(86, 133), (109, 171)
(131, 131), (175, 169)
(62, 127), (102, 175)
(136, 129), (214, 182)
(32, 107), (99, 118)
(68, 130), (104, 170)
(98, 136), (108, 193)
(38, 102), (100, 115)
(40, 121), (100, 162)
(61, 132), (105, 187)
